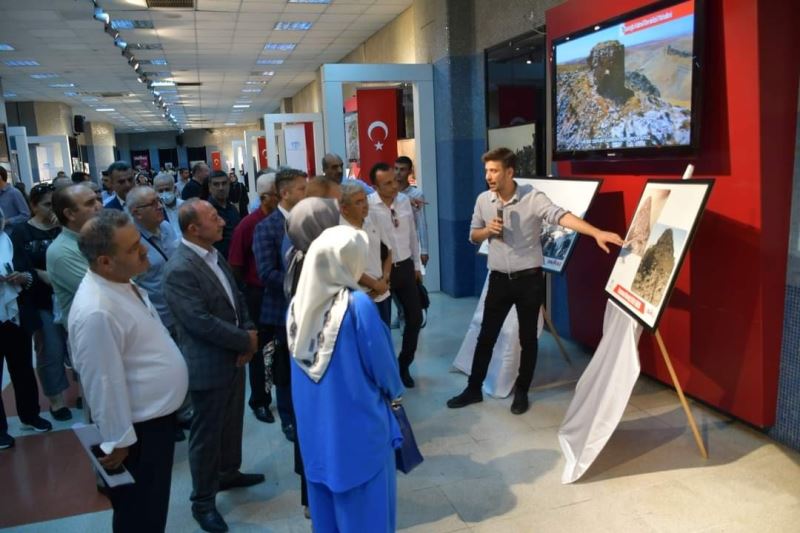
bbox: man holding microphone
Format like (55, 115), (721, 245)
(447, 148), (623, 415)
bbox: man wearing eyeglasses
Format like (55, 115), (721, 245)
(126, 186), (179, 333)
(228, 173), (279, 424)
(367, 162), (423, 388)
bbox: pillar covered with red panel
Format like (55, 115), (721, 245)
(546, 0), (800, 427)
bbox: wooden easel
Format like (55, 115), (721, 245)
(543, 272), (573, 366)
(653, 330), (708, 458)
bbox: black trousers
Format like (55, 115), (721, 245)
(108, 413), (177, 533)
(0, 321), (40, 432)
(243, 284), (272, 410)
(188, 369), (245, 512)
(469, 271), (545, 393)
(390, 258), (423, 370)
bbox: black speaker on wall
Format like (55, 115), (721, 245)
(73, 115), (85, 134)
(176, 134), (184, 146)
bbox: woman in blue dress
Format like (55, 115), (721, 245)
(287, 225), (404, 533)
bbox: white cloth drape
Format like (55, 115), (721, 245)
(558, 300), (642, 483)
(452, 272), (544, 398)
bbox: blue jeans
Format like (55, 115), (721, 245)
(33, 309), (69, 397)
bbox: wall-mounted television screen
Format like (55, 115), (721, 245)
(552, 0), (704, 161)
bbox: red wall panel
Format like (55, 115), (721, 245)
(546, 0), (800, 427)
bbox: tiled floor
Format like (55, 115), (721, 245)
(3, 292), (800, 532)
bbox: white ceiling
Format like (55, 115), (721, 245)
(0, 0), (412, 133)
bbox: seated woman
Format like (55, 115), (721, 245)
(288, 225), (404, 533)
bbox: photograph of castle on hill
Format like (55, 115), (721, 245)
(554, 0), (696, 152)
(605, 180), (712, 330)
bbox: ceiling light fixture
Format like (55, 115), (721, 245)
(265, 43), (296, 51)
(114, 38), (128, 50)
(49, 83), (76, 88)
(93, 7), (111, 24)
(0, 44), (15, 51)
(233, 104), (250, 108)
(287, 0), (331, 4)
(151, 81), (175, 87)
(274, 22), (313, 31)
(30, 73), (59, 79)
(97, 108), (116, 112)
(242, 89), (261, 93)
(3, 59), (40, 67)
(257, 59), (283, 65)
(3, 92), (17, 97)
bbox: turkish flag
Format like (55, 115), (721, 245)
(356, 89), (400, 185)
(211, 151), (222, 171)
(257, 137), (268, 169)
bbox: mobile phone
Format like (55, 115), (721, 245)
(90, 444), (126, 475)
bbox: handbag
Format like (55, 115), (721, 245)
(417, 282), (430, 328)
(390, 398), (424, 474)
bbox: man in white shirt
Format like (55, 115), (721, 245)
(339, 181), (393, 324)
(367, 163), (423, 388)
(69, 209), (189, 533)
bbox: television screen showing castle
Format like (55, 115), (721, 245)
(554, 0), (696, 152)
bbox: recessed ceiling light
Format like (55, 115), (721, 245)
(245, 80), (267, 85)
(257, 59), (283, 65)
(274, 22), (313, 31)
(96, 108), (116, 112)
(111, 20), (155, 30)
(30, 73), (59, 79)
(233, 104), (250, 108)
(49, 83), (76, 88)
(224, 122), (237, 126)
(149, 58), (168, 65)
(265, 43), (296, 51)
(3, 59), (40, 67)
(3, 92), (17, 98)
(287, 0), (331, 4)
(260, 71), (275, 76)
(242, 88), (262, 93)
(0, 44), (16, 51)
(64, 91), (79, 97)
(151, 81), (176, 87)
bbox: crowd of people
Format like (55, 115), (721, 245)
(0, 147), (622, 533)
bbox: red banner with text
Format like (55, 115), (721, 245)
(356, 88), (399, 185)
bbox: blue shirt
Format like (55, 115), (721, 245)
(252, 208), (287, 325)
(292, 291), (404, 493)
(0, 182), (31, 232)
(133, 220), (179, 329)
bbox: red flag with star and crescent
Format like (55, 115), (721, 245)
(356, 88), (400, 185)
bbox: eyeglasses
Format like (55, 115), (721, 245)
(135, 199), (162, 210)
(390, 208), (399, 228)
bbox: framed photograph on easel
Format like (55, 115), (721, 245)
(518, 177), (602, 274)
(605, 179), (714, 330)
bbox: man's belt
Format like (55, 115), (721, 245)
(491, 267), (542, 280)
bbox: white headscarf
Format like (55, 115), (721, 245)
(287, 225), (369, 382)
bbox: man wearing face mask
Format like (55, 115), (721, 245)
(154, 173), (183, 236)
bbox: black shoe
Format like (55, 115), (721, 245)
(219, 472), (265, 491)
(0, 432), (14, 450)
(174, 428), (186, 442)
(192, 508), (228, 533)
(21, 416), (52, 432)
(282, 424), (296, 443)
(253, 406), (275, 424)
(50, 407), (72, 421)
(400, 367), (415, 388)
(446, 388), (483, 409)
(510, 390), (529, 415)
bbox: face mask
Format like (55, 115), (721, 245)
(158, 191), (176, 206)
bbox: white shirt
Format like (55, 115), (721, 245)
(181, 238), (237, 315)
(68, 270), (188, 453)
(368, 192), (421, 270)
(341, 214), (392, 302)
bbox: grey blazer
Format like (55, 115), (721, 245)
(163, 242), (255, 391)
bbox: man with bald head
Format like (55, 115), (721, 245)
(321, 153), (344, 184)
(163, 199), (263, 532)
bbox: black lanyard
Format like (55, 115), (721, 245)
(141, 233), (169, 262)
